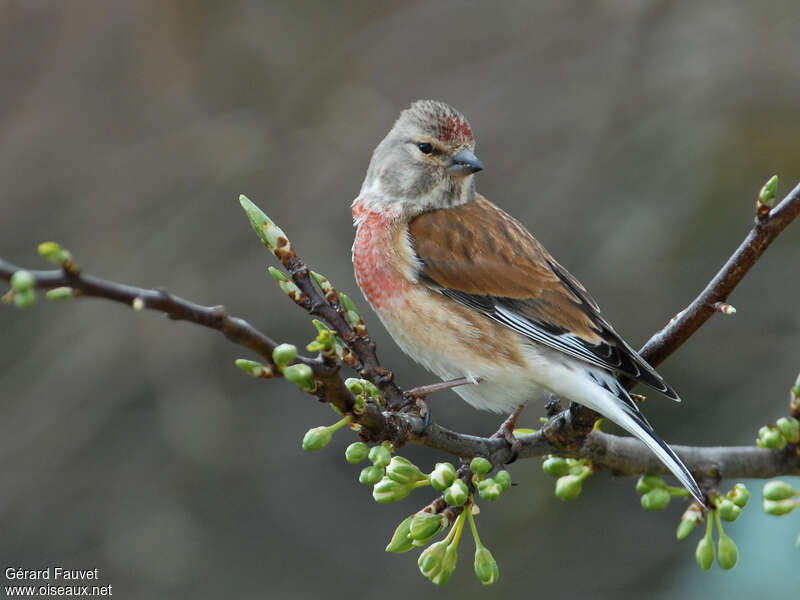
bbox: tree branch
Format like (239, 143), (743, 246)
(2, 180), (800, 486)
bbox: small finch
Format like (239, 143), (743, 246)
(351, 100), (704, 505)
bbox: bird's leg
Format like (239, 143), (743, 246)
(491, 403), (526, 463)
(401, 376), (483, 432)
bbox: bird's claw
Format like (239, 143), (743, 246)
(492, 403), (526, 463)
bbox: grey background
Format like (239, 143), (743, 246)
(1, 1), (799, 598)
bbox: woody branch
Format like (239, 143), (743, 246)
(2, 181), (800, 481)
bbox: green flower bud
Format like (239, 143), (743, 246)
(474, 546), (499, 585)
(283, 363), (314, 390)
(717, 534), (738, 570)
(555, 474), (583, 501)
(757, 425), (786, 450)
(636, 474), (667, 495)
(368, 444), (392, 468)
(763, 480), (795, 501)
(542, 456), (569, 478)
(777, 416), (800, 444)
(386, 456), (426, 484)
(495, 470), (512, 492)
(345, 442), (369, 464)
(728, 483), (750, 508)
(470, 457), (491, 476)
(358, 465), (384, 486)
(676, 504), (704, 540)
(641, 487), (671, 511)
(132, 297), (144, 311)
(433, 545), (458, 586)
(716, 499), (742, 522)
(10, 270), (35, 292)
(695, 535), (714, 571)
(763, 498), (798, 516)
(302, 426), (331, 451)
(418, 540), (447, 582)
(272, 343), (297, 366)
(477, 479), (502, 501)
(409, 512), (447, 542)
(372, 477), (412, 503)
(444, 479), (469, 506)
(13, 289), (35, 309)
(430, 462), (457, 491)
(45, 287), (75, 301)
(385, 515), (415, 553)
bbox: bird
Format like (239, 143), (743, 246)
(351, 99), (704, 505)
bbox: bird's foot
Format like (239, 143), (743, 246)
(491, 403), (526, 463)
(404, 376), (482, 401)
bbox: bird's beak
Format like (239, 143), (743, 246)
(446, 149), (484, 176)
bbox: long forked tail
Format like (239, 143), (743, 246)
(579, 370), (707, 507)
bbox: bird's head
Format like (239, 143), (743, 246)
(359, 100), (483, 215)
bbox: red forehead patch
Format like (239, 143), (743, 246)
(439, 116), (473, 143)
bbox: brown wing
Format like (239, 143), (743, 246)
(408, 195), (679, 399)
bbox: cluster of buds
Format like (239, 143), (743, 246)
(468, 457), (511, 502)
(635, 474), (691, 511)
(236, 342), (318, 390)
(677, 484), (747, 571)
(756, 416), (800, 450)
(762, 480), (800, 516)
(345, 377), (382, 415)
(346, 442), (429, 502)
(542, 455), (593, 501)
(7, 270), (37, 309)
(38, 241), (78, 274)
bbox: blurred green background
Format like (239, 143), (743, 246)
(1, 1), (799, 597)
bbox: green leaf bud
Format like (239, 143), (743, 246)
(272, 343), (297, 366)
(10, 270), (34, 292)
(37, 242), (73, 267)
(717, 534), (738, 570)
(418, 540), (447, 582)
(676, 518), (698, 540)
(45, 287), (75, 301)
(716, 499), (742, 522)
(344, 378), (364, 396)
(763, 498), (798, 516)
(430, 462), (457, 491)
(542, 456), (569, 478)
(13, 289), (36, 309)
(283, 363), (314, 388)
(239, 195), (289, 250)
(385, 515), (415, 553)
(641, 487), (671, 511)
(763, 480), (795, 501)
(358, 465), (384, 486)
(495, 470), (512, 492)
(470, 457), (492, 476)
(555, 474), (583, 501)
(234, 358), (273, 378)
(695, 535), (714, 571)
(302, 426), (331, 451)
(444, 479), (469, 506)
(676, 504), (704, 540)
(409, 512), (447, 542)
(728, 483), (750, 508)
(636, 474), (667, 495)
(345, 442), (369, 464)
(776, 416), (800, 444)
(758, 175), (779, 207)
(474, 546), (499, 585)
(372, 478), (412, 503)
(757, 425), (786, 450)
(368, 444), (392, 468)
(386, 456), (426, 484)
(477, 478), (502, 501)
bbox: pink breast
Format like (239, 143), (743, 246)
(352, 205), (407, 311)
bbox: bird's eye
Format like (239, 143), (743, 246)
(417, 142), (433, 154)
